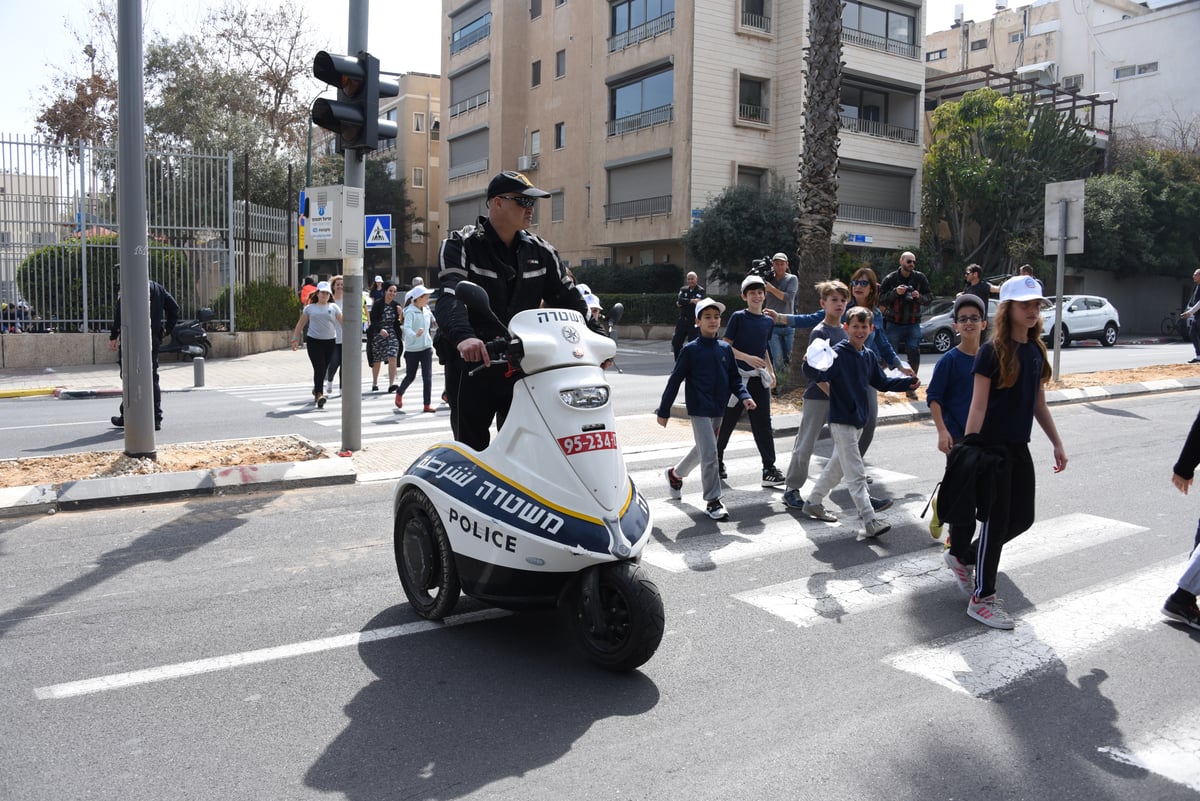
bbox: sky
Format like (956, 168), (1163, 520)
(0, 0), (1142, 137)
(0, 0), (443, 136)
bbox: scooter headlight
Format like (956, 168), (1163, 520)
(560, 386), (609, 409)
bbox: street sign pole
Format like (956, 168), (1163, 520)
(1044, 179), (1085, 383)
(390, 228), (396, 282)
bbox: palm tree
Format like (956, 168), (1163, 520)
(787, 0), (844, 390)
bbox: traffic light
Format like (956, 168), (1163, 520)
(311, 51), (399, 153)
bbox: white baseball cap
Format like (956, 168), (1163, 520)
(694, 297), (726, 319)
(405, 285), (431, 303)
(316, 281), (332, 293)
(999, 275), (1044, 303)
(741, 274), (767, 293)
(772, 252), (789, 262)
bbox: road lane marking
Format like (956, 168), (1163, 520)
(735, 513), (1147, 626)
(884, 561), (1176, 698)
(34, 608), (507, 700)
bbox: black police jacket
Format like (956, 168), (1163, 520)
(432, 216), (592, 361)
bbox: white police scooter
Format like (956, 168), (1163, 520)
(392, 282), (663, 672)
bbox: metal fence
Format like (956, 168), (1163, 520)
(0, 136), (295, 334)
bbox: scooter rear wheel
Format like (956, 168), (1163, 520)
(570, 562), (664, 672)
(394, 488), (460, 620)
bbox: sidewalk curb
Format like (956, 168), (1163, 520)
(54, 387), (123, 399)
(0, 454), (356, 518)
(0, 388), (58, 399)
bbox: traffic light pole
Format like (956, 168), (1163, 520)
(116, 0), (155, 458)
(340, 0), (368, 453)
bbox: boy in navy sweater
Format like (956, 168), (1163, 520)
(657, 298), (755, 520)
(801, 306), (920, 537)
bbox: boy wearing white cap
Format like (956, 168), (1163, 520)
(716, 274), (786, 487)
(657, 298), (755, 521)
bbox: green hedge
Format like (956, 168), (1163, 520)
(16, 234), (188, 323)
(572, 263), (684, 293)
(211, 280), (302, 331)
(601, 293), (743, 326)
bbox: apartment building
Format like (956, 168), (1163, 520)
(312, 72), (443, 278)
(440, 0), (926, 273)
(926, 0), (1198, 144)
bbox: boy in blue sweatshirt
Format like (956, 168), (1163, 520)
(657, 298), (755, 520)
(801, 306), (921, 537)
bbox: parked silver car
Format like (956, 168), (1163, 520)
(1041, 295), (1121, 347)
(921, 299), (998, 354)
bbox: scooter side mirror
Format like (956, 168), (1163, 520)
(455, 281), (505, 329)
(608, 302), (624, 325)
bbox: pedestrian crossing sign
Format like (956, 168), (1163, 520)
(365, 214), (392, 248)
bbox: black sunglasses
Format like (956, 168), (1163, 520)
(851, 279), (871, 287)
(497, 195), (537, 208)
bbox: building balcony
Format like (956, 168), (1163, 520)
(450, 23), (490, 56)
(741, 11), (771, 33)
(608, 12), (675, 53)
(448, 90), (490, 119)
(837, 203), (915, 228)
(607, 104), (674, 137)
(842, 27), (919, 60)
(839, 114), (917, 144)
(605, 195), (672, 221)
(448, 158), (489, 180)
(738, 103), (770, 124)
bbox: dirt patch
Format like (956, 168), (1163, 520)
(770, 362), (1200, 412)
(0, 436), (327, 489)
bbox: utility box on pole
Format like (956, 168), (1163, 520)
(303, 184), (365, 260)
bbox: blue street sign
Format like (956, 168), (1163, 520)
(365, 214), (392, 248)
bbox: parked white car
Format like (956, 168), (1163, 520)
(1041, 295), (1120, 347)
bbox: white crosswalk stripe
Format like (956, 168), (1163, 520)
(635, 455), (918, 572)
(1098, 711), (1200, 793)
(221, 384), (454, 439)
(734, 512), (1147, 626)
(884, 560), (1177, 698)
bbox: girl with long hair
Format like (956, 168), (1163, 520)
(957, 275), (1067, 629)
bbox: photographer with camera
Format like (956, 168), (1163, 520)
(878, 251), (932, 400)
(762, 253), (799, 396)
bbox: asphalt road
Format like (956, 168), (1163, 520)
(3, 390), (1199, 800)
(3, 339), (1197, 461)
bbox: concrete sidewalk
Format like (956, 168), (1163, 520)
(3, 341), (1199, 515)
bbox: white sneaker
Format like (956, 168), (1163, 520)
(967, 594), (1015, 630)
(801, 502), (837, 522)
(863, 518), (891, 538)
(324, 380), (333, 395)
(943, 551), (975, 597)
(705, 499), (729, 520)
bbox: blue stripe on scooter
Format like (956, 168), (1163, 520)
(405, 444), (647, 553)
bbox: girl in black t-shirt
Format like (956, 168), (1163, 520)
(959, 276), (1068, 630)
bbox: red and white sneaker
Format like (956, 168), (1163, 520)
(943, 551), (975, 598)
(967, 594), (1015, 630)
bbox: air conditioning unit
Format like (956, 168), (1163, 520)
(516, 155), (536, 171)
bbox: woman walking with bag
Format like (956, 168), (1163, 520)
(368, 282), (404, 393)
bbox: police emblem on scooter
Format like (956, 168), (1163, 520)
(391, 282), (664, 672)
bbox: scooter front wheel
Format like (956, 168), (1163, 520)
(394, 487), (461, 620)
(570, 562), (664, 672)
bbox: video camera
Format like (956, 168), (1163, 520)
(748, 256), (773, 280)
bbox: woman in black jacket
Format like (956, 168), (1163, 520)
(368, 283), (404, 392)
